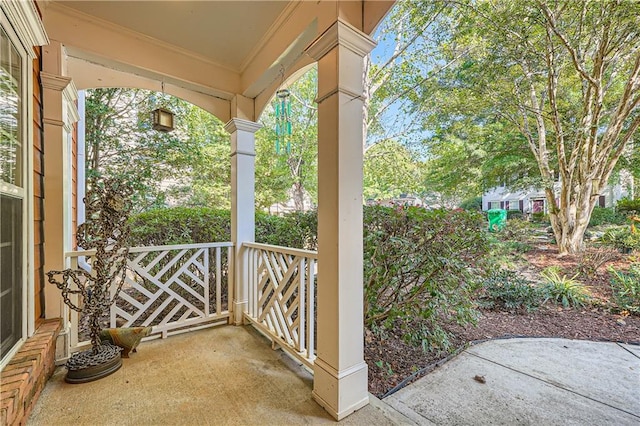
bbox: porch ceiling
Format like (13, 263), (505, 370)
(39, 0), (394, 121)
(56, 1), (291, 73)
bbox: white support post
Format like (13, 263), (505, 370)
(305, 19), (376, 421)
(224, 118), (262, 325)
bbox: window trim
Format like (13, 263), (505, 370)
(0, 5), (37, 368)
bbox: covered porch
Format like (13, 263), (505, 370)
(33, 0), (396, 421)
(29, 325), (405, 425)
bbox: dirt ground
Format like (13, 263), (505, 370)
(365, 243), (640, 397)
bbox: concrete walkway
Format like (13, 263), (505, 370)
(386, 338), (640, 425)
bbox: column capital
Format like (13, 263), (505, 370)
(305, 19), (376, 61)
(224, 118), (262, 135)
(40, 72), (72, 92)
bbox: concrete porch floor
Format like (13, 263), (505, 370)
(28, 325), (407, 425)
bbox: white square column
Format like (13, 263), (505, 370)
(305, 20), (376, 421)
(41, 42), (79, 320)
(224, 118), (262, 325)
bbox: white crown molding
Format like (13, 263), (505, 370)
(1, 0), (49, 56)
(47, 2), (238, 74)
(305, 19), (376, 61)
(239, 1), (301, 73)
(224, 118), (262, 135)
(63, 79), (79, 124)
(40, 71), (71, 91)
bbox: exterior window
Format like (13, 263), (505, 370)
(489, 201), (500, 210)
(0, 24), (25, 359)
(507, 200), (520, 210)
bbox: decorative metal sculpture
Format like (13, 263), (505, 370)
(274, 88), (292, 154)
(47, 177), (134, 383)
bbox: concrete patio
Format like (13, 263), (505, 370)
(29, 327), (640, 425)
(27, 325), (407, 425)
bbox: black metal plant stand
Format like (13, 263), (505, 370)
(47, 178), (133, 383)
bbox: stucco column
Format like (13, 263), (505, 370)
(305, 20), (376, 420)
(224, 118), (262, 325)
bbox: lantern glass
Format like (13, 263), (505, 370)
(152, 108), (174, 132)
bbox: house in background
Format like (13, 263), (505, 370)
(482, 173), (634, 214)
(0, 0), (396, 423)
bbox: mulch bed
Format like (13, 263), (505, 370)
(365, 243), (640, 398)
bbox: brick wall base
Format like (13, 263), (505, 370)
(1, 319), (62, 426)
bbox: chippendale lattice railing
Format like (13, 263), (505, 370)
(243, 242), (317, 368)
(66, 242), (233, 350)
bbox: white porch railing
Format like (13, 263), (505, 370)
(243, 242), (317, 369)
(66, 242), (233, 351)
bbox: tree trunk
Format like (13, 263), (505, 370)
(547, 182), (598, 255)
(292, 182), (305, 212)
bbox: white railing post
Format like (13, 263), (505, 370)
(242, 242), (318, 369)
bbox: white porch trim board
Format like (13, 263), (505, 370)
(305, 19), (376, 421)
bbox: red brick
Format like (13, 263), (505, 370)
(1, 399), (13, 426)
(0, 371), (30, 387)
(1, 360), (36, 375)
(0, 316), (60, 426)
(0, 379), (29, 401)
(10, 350), (43, 364)
(0, 388), (19, 413)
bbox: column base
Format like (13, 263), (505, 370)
(312, 358), (369, 420)
(232, 300), (248, 325)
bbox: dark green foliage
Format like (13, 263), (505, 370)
(459, 196), (482, 211)
(128, 207), (318, 250)
(506, 210), (524, 220)
(609, 264), (640, 314)
(617, 198), (640, 215)
(255, 210), (318, 250)
(129, 205), (490, 352)
(588, 207), (628, 227)
(363, 206), (489, 352)
(530, 212), (549, 224)
(601, 227), (640, 253)
(477, 269), (545, 312)
(128, 207), (231, 246)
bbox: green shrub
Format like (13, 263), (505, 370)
(129, 207), (231, 246)
(531, 212), (550, 224)
(617, 198), (640, 215)
(588, 207), (627, 227)
(256, 210), (317, 250)
(540, 266), (590, 308)
(363, 206), (489, 352)
(459, 196), (482, 211)
(499, 218), (534, 241)
(608, 264), (640, 314)
(129, 207), (318, 249)
(601, 227), (640, 253)
(476, 269), (545, 312)
(506, 210), (524, 220)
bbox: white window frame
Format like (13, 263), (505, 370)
(0, 0), (47, 369)
(488, 201), (500, 210)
